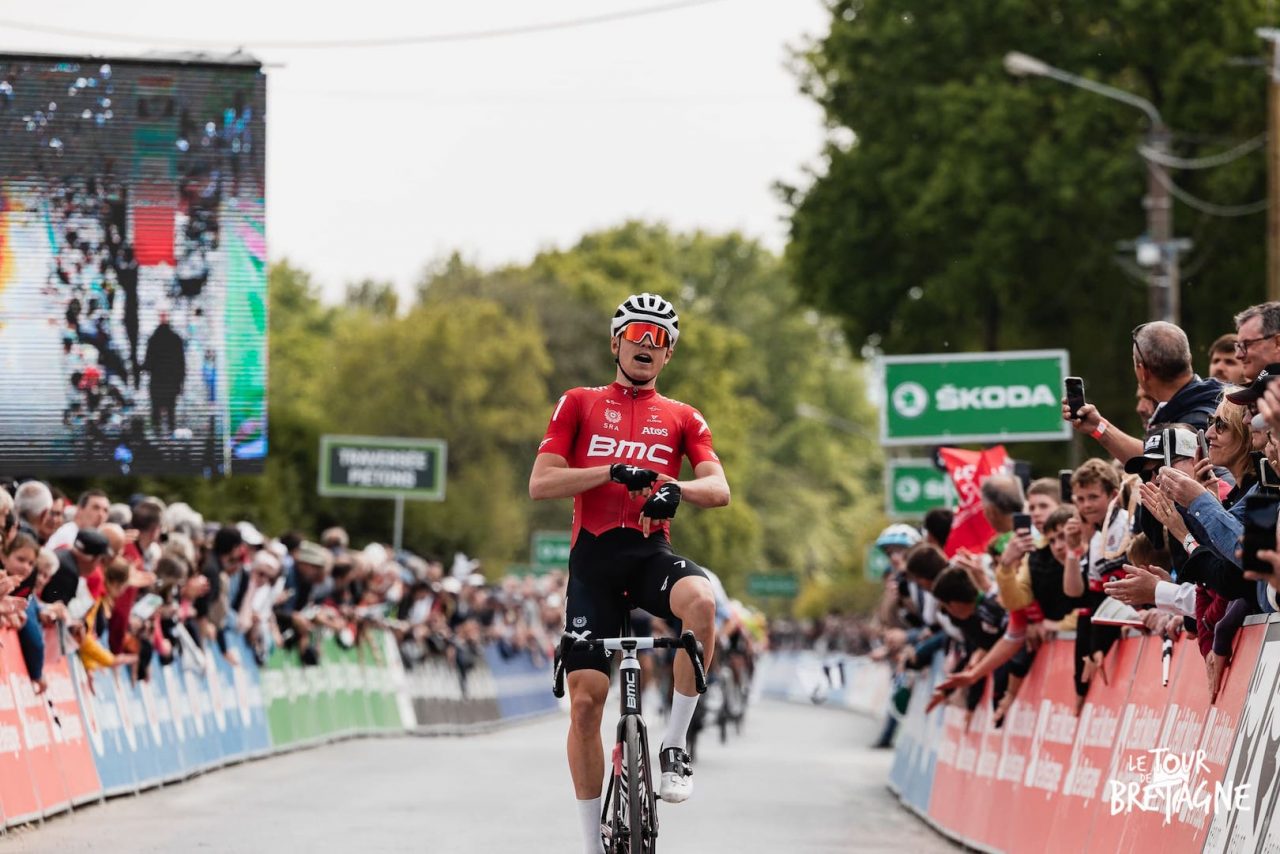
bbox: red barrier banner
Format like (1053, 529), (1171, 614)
(1044, 631), (1142, 846)
(1004, 641), (1080, 852)
(1204, 620), (1280, 853)
(41, 627), (101, 806)
(0, 629), (42, 825)
(980, 648), (1048, 852)
(1087, 636), (1170, 851)
(14, 655), (68, 817)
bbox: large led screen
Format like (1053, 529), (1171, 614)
(0, 53), (266, 475)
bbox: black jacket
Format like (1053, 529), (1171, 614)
(1149, 375), (1222, 433)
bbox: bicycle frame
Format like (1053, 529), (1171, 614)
(552, 615), (707, 853)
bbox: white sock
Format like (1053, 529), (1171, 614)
(578, 797), (605, 854)
(663, 690), (700, 753)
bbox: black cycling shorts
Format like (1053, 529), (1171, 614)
(563, 528), (708, 676)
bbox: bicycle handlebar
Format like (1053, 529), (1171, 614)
(552, 630), (707, 698)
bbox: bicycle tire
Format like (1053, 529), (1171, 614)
(625, 716), (651, 852)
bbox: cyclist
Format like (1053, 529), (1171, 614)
(530, 293), (730, 854)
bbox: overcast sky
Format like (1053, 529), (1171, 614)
(0, 0), (831, 301)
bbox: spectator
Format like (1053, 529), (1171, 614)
(1233, 302), (1280, 382)
(45, 488), (110, 550)
(1065, 321), (1221, 464)
(14, 480), (58, 544)
(1208, 334), (1246, 384)
(142, 311), (186, 436)
(1063, 458), (1130, 702)
(922, 508), (953, 550)
(4, 533), (47, 693)
(1025, 478), (1061, 535)
(1135, 385), (1158, 430)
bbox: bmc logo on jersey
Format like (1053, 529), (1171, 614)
(587, 435), (674, 465)
(641, 426), (669, 436)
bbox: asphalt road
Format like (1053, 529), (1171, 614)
(4, 700), (958, 853)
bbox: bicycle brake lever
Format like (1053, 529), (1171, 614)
(681, 631), (707, 694)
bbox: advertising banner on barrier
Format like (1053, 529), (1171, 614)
(86, 664), (137, 795)
(1088, 637), (1173, 852)
(228, 636), (272, 757)
(1003, 641), (1078, 852)
(43, 630), (100, 808)
(119, 670), (163, 790)
(1044, 632), (1141, 846)
(888, 651), (943, 815)
(486, 646), (557, 722)
(0, 628), (43, 825)
(136, 665), (184, 782)
(1205, 620), (1280, 853)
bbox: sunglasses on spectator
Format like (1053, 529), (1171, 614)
(619, 322), (670, 348)
(1207, 415), (1230, 432)
(1235, 333), (1280, 355)
(1131, 323), (1148, 367)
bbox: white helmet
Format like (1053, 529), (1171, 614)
(610, 293), (680, 346)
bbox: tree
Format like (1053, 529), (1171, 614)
(785, 0), (1269, 456)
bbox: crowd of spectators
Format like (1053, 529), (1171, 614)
(864, 306), (1280, 744)
(0, 482), (568, 695)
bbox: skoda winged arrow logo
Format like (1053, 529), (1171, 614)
(891, 382), (929, 419)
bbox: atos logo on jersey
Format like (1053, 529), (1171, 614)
(586, 435), (674, 465)
(641, 426), (669, 436)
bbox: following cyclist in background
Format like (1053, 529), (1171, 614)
(529, 293), (731, 854)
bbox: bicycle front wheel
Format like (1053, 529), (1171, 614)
(625, 716), (653, 852)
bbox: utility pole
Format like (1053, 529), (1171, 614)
(1145, 125), (1178, 324)
(1266, 31), (1280, 302)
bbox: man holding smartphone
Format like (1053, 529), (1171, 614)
(1063, 322), (1220, 463)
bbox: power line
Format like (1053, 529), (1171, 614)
(1138, 133), (1266, 170)
(0, 0), (731, 50)
(1150, 165), (1268, 217)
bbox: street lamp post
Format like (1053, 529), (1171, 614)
(1004, 52), (1179, 325)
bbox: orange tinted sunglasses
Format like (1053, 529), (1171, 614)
(620, 322), (670, 348)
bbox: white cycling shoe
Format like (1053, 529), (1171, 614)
(658, 746), (694, 804)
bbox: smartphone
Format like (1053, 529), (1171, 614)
(1241, 494), (1280, 574)
(1065, 377), (1086, 419)
(1012, 512), (1032, 533)
(1262, 458), (1280, 492)
(130, 593), (163, 621)
(1197, 429), (1210, 461)
(1059, 469), (1073, 505)
(1163, 427), (1174, 469)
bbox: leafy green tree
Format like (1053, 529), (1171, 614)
(785, 0), (1269, 460)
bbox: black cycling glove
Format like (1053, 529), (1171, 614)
(640, 482), (681, 520)
(611, 463), (659, 491)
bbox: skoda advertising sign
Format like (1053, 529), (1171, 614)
(880, 350), (1071, 446)
(886, 459), (955, 518)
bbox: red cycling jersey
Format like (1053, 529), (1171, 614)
(538, 382), (720, 544)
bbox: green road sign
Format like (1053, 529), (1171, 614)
(746, 573), (800, 598)
(506, 563), (551, 577)
(880, 350), (1071, 446)
(886, 459), (955, 518)
(864, 545), (892, 581)
(318, 435), (447, 500)
(532, 530), (572, 569)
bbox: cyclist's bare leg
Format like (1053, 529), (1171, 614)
(669, 576), (717, 695)
(567, 669), (610, 798)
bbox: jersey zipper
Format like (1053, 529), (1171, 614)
(623, 385), (637, 529)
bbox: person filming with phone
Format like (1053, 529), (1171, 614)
(1063, 321), (1221, 462)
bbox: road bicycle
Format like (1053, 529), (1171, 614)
(553, 613), (707, 853)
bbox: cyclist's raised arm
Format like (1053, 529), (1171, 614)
(528, 453), (612, 500)
(672, 460), (730, 508)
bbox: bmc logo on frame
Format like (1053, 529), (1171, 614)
(586, 435), (674, 465)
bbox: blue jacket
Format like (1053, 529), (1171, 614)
(16, 597), (44, 682)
